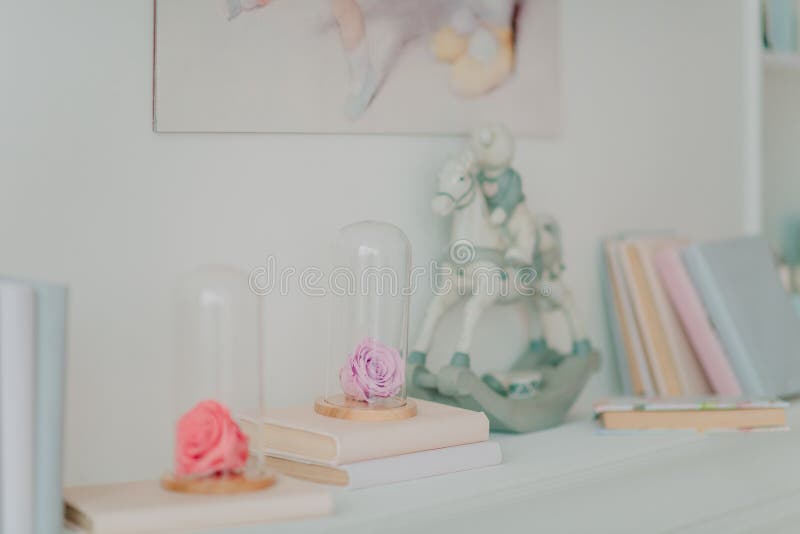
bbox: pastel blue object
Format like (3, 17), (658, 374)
(766, 0), (797, 52)
(2, 277), (68, 534)
(599, 244), (632, 394)
(780, 215), (800, 265)
(32, 283), (67, 534)
(682, 237), (800, 397)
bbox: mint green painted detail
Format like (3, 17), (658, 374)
(481, 374), (507, 396)
(477, 167), (524, 217)
(528, 338), (548, 353)
(408, 347), (600, 433)
(451, 352), (471, 367)
(508, 382), (536, 399)
(408, 351), (427, 365)
(572, 339), (592, 355)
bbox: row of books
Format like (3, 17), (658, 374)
(0, 278), (68, 534)
(602, 235), (800, 399)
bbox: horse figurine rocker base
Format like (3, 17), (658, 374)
(407, 124), (599, 433)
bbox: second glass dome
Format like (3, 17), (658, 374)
(325, 221), (411, 410)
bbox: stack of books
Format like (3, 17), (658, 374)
(594, 397), (789, 432)
(239, 399), (501, 489)
(602, 235), (800, 398)
(0, 278), (67, 534)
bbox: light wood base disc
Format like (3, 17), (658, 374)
(160, 472), (275, 495)
(314, 396), (417, 421)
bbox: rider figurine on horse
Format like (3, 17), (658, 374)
(470, 125), (538, 267)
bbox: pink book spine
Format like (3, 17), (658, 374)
(654, 248), (742, 396)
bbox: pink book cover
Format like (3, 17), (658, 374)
(654, 247), (742, 396)
(633, 238), (711, 395)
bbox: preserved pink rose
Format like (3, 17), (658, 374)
(174, 400), (249, 477)
(339, 337), (404, 402)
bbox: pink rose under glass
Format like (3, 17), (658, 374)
(318, 221), (416, 420)
(164, 265), (274, 493)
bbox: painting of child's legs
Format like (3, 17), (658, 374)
(155, 0), (558, 134)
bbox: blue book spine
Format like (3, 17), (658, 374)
(681, 247), (764, 396)
(600, 244), (632, 394)
(3, 277), (69, 534)
(31, 283), (67, 534)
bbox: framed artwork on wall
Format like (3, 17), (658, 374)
(153, 0), (560, 134)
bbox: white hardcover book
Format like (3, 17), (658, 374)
(266, 441), (502, 490)
(0, 283), (36, 534)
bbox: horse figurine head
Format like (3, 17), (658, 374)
(431, 150), (478, 217)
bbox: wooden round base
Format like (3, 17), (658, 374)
(160, 472), (275, 495)
(314, 396), (417, 421)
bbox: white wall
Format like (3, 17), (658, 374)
(1, 0), (750, 485)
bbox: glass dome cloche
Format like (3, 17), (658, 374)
(162, 264), (274, 494)
(315, 221), (417, 421)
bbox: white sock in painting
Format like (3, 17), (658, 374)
(347, 40), (370, 93)
(344, 40), (379, 119)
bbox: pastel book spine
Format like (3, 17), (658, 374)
(607, 241), (655, 396)
(31, 283), (68, 534)
(619, 241), (682, 396)
(0, 283), (36, 534)
(681, 244), (763, 395)
(600, 241), (633, 394)
(654, 248), (742, 396)
(634, 240), (711, 395)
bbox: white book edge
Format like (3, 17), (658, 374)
(63, 478), (333, 534)
(345, 441), (502, 489)
(267, 441), (502, 490)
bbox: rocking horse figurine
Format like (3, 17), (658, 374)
(407, 124), (599, 433)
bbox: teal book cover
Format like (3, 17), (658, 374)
(682, 237), (800, 398)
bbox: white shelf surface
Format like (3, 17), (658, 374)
(764, 52), (800, 71)
(67, 405), (800, 534)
